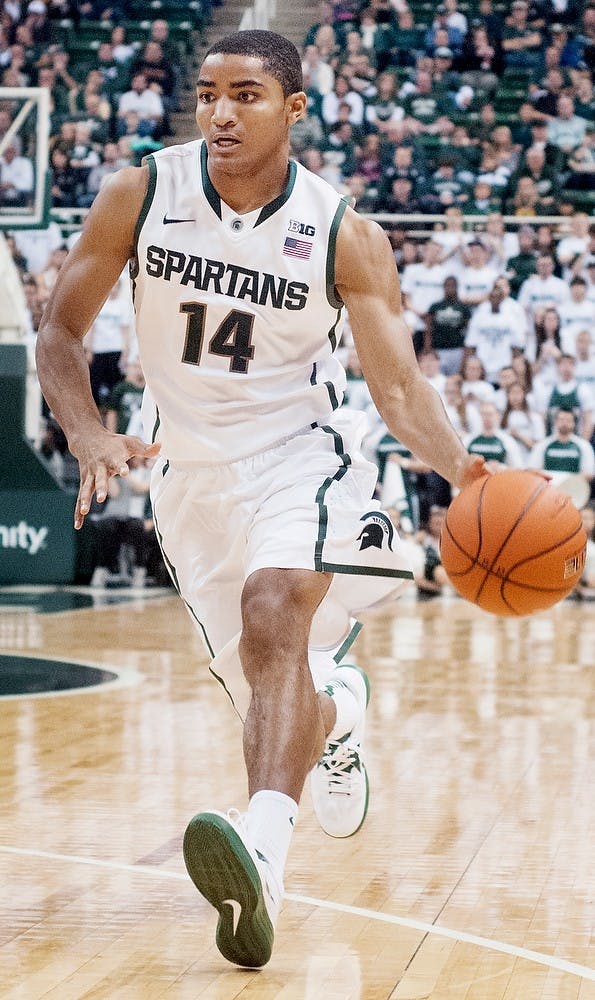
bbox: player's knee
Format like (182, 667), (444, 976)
(239, 570), (323, 664)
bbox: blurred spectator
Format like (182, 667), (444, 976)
(500, 380), (545, 461)
(289, 95), (325, 153)
(465, 282), (526, 384)
(575, 329), (595, 398)
(0, 140), (33, 207)
(5, 233), (28, 278)
(431, 205), (471, 262)
(530, 67), (566, 118)
(506, 175), (555, 216)
(565, 130), (595, 189)
(26, 0), (52, 46)
(324, 120), (358, 176)
(302, 43), (334, 96)
(482, 211), (519, 270)
(383, 176), (424, 215)
(577, 6), (595, 71)
(511, 352), (535, 395)
(547, 95), (588, 152)
(400, 239), (448, 351)
(502, 0), (543, 72)
(440, 372), (483, 436)
(117, 72), (164, 139)
(321, 73), (365, 128)
(529, 408), (595, 479)
(85, 281), (132, 407)
(574, 72), (595, 123)
(391, 8), (423, 69)
(425, 5), (466, 58)
(558, 276), (595, 354)
(12, 220), (63, 275)
(423, 154), (470, 210)
(465, 399), (525, 466)
(110, 24), (136, 65)
(460, 353), (497, 406)
(38, 244), (68, 294)
(82, 141), (127, 204)
(518, 252), (570, 357)
(512, 144), (558, 204)
(541, 353), (594, 440)
(90, 456), (155, 589)
(549, 23), (583, 69)
(463, 179), (502, 216)
(425, 275), (471, 373)
(365, 71), (404, 135)
(344, 172), (377, 213)
(533, 305), (563, 385)
(300, 146), (343, 189)
(475, 0), (504, 42)
(381, 143), (428, 199)
(403, 69), (450, 132)
(93, 41), (130, 106)
(457, 238), (499, 307)
(104, 358), (145, 435)
(475, 145), (512, 196)
(586, 258), (595, 305)
(556, 213), (591, 275)
(458, 22), (502, 91)
(49, 144), (81, 207)
(469, 100), (498, 145)
(414, 505), (450, 599)
(131, 40), (177, 112)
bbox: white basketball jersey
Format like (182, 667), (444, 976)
(132, 139), (348, 463)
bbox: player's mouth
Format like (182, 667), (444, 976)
(212, 136), (240, 148)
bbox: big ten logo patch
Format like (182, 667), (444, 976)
(288, 219), (316, 237)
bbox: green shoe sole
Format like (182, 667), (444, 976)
(183, 812), (274, 968)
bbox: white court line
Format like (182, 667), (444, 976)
(1, 844), (594, 982)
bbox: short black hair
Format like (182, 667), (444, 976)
(203, 30), (303, 97)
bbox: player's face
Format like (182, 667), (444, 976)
(195, 53), (305, 177)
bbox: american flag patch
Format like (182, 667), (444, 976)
(283, 236), (313, 259)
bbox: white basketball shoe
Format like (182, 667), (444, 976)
(310, 664), (370, 838)
(183, 808), (282, 967)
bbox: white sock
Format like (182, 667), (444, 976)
(324, 673), (360, 741)
(247, 789), (298, 893)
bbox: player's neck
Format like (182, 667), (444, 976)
(207, 158), (291, 215)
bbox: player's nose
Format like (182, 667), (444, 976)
(211, 96), (237, 126)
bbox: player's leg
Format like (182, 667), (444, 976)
(183, 565), (333, 968)
(239, 566), (332, 799)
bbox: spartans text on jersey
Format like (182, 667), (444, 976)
(145, 246), (309, 310)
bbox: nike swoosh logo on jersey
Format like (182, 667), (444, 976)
(163, 215), (196, 224)
(223, 898), (242, 935)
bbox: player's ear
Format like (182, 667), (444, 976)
(287, 91), (307, 125)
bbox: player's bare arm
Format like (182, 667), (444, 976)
(335, 209), (485, 491)
(36, 166), (160, 529)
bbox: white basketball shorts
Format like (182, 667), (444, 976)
(150, 408), (414, 719)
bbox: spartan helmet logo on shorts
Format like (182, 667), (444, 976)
(357, 511), (394, 552)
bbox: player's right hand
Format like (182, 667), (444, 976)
(71, 430), (161, 530)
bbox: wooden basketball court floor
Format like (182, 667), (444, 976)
(1, 583), (595, 1000)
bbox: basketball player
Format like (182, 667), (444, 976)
(36, 31), (487, 969)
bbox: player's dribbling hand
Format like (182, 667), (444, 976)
(456, 453), (491, 491)
(72, 430), (161, 530)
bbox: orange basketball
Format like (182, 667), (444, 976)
(440, 470), (588, 616)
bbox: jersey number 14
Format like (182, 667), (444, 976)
(180, 301), (255, 374)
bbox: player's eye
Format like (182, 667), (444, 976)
(198, 92), (214, 104)
(237, 91), (256, 102)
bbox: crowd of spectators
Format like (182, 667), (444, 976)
(0, 0), (198, 211)
(1, 0), (594, 593)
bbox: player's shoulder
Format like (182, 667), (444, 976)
(150, 138), (202, 163)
